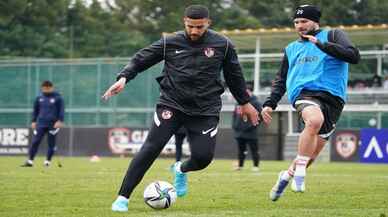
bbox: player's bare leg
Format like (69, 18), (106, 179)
(288, 135), (326, 172)
(270, 106), (323, 201)
(309, 136), (327, 167)
(292, 106), (323, 192)
(291, 135), (326, 192)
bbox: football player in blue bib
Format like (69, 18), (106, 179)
(262, 5), (360, 201)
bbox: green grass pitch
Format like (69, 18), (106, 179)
(1, 157), (387, 217)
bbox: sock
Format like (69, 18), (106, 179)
(281, 171), (293, 181)
(286, 158), (314, 178)
(175, 161), (183, 173)
(294, 155), (310, 177)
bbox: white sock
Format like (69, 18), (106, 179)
(294, 155), (310, 177)
(281, 171), (293, 181)
(175, 161), (183, 173)
(117, 195), (128, 201)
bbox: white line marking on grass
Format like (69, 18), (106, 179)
(202, 172), (388, 179)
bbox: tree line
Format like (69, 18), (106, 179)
(1, 0), (387, 58)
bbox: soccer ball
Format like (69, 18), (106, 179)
(143, 181), (177, 209)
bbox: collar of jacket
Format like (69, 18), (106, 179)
(41, 92), (54, 97)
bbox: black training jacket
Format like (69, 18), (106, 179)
(117, 29), (250, 116)
(263, 29), (360, 110)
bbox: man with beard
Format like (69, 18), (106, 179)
(262, 5), (360, 201)
(103, 5), (260, 212)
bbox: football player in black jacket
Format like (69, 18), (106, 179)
(103, 5), (260, 212)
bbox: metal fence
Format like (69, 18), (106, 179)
(0, 50), (387, 129)
(0, 58), (160, 127)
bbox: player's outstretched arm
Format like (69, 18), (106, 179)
(240, 103), (260, 126)
(102, 77), (127, 101)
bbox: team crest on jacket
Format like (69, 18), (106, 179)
(50, 98), (55, 103)
(161, 110), (173, 119)
(204, 47), (215, 57)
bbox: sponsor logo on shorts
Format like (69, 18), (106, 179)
(202, 127), (218, 137)
(202, 127), (214, 135)
(49, 128), (60, 135)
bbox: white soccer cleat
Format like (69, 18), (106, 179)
(44, 160), (51, 167)
(21, 160), (33, 167)
(269, 171), (290, 201)
(291, 176), (305, 193)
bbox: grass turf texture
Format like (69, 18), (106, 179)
(1, 157), (387, 217)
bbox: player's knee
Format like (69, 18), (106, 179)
(31, 140), (41, 146)
(140, 142), (162, 155)
(196, 159), (212, 170)
(193, 153), (213, 169)
(305, 116), (324, 131)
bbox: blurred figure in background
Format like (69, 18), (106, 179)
(232, 82), (262, 171)
(22, 81), (64, 167)
(382, 75), (388, 89)
(370, 73), (382, 88)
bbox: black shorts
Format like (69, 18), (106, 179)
(294, 90), (344, 140)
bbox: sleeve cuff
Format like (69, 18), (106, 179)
(237, 97), (250, 105)
(315, 40), (326, 50)
(116, 73), (128, 83)
(263, 102), (277, 110)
